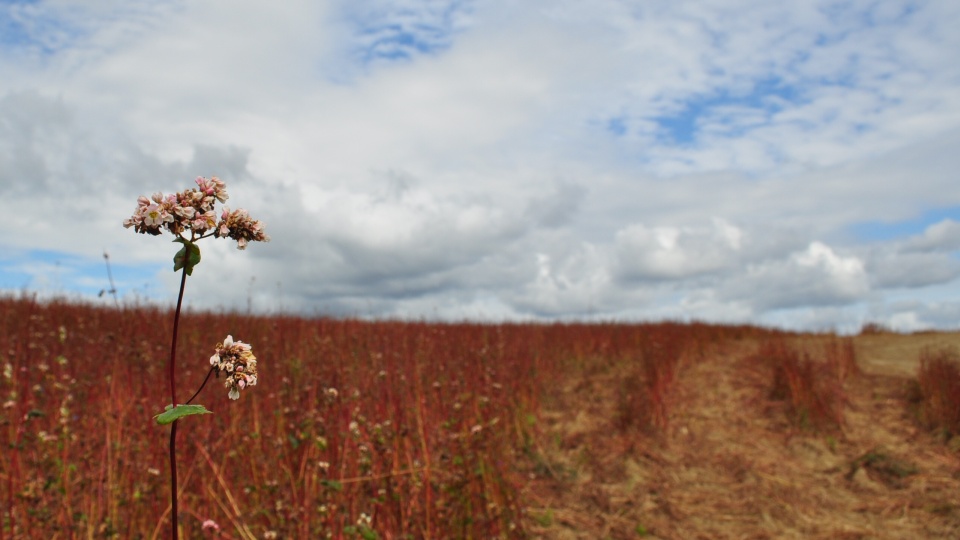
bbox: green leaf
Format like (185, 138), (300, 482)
(320, 479), (342, 492)
(154, 404), (212, 425)
(172, 238), (201, 275)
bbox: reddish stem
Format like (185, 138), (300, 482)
(168, 265), (189, 540)
(186, 367), (217, 405)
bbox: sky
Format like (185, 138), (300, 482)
(2, 0), (960, 332)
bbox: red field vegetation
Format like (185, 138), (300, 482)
(3, 295), (960, 538)
(0, 295), (730, 538)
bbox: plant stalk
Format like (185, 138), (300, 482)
(186, 368), (217, 405)
(168, 265), (189, 540)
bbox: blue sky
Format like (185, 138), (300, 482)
(850, 207), (960, 243)
(349, 1), (470, 63)
(650, 77), (803, 145)
(2, 0), (960, 331)
(0, 249), (162, 300)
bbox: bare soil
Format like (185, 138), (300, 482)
(520, 333), (960, 539)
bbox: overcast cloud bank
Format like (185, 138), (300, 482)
(2, 0), (960, 332)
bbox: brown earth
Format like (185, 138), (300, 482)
(520, 333), (960, 539)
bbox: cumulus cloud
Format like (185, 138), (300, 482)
(720, 241), (870, 312)
(849, 218), (960, 292)
(2, 0), (960, 330)
(509, 243), (616, 318)
(904, 219), (960, 252)
(867, 250), (960, 290)
(524, 182), (587, 229)
(614, 219), (743, 282)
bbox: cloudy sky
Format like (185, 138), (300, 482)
(2, 0), (960, 331)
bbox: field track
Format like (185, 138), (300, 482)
(523, 332), (960, 539)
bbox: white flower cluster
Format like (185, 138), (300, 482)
(209, 335), (259, 400)
(123, 176), (269, 250)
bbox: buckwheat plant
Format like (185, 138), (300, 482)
(124, 176), (268, 539)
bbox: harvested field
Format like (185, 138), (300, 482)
(521, 333), (960, 539)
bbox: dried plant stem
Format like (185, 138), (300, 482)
(150, 452), (203, 540)
(413, 357), (433, 540)
(102, 251), (120, 308)
(196, 444), (257, 540)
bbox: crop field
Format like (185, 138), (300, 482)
(3, 295), (960, 539)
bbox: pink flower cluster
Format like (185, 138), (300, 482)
(217, 207), (268, 250)
(209, 335), (259, 400)
(123, 176), (268, 249)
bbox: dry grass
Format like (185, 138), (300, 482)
(762, 338), (847, 431)
(916, 347), (960, 437)
(854, 331), (960, 377)
(616, 333), (687, 434)
(522, 333), (960, 539)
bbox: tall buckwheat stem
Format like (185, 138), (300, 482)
(167, 265), (188, 540)
(171, 265), (188, 406)
(123, 177), (269, 539)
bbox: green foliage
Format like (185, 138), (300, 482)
(154, 404), (212, 425)
(532, 509), (553, 526)
(846, 446), (917, 487)
(172, 237), (201, 275)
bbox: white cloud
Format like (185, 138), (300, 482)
(2, 0), (960, 330)
(509, 247), (615, 317)
(614, 219), (743, 282)
(905, 219), (960, 252)
(721, 242), (869, 312)
(867, 250), (960, 290)
(858, 219), (960, 290)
